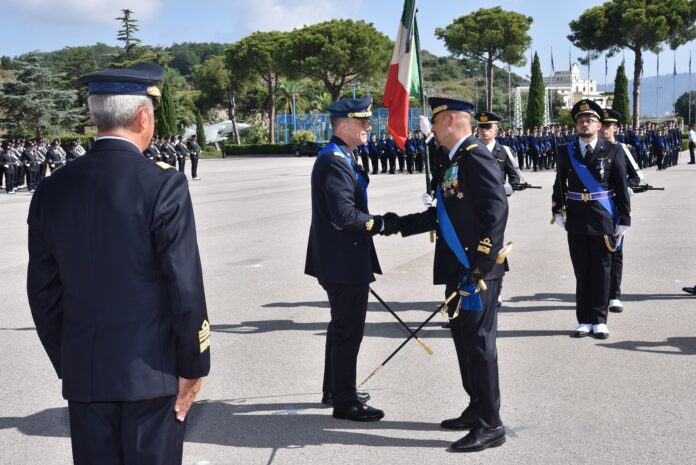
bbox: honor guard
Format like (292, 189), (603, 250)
(0, 141), (17, 194)
(186, 134), (202, 180)
(393, 97), (510, 452)
(551, 99), (631, 339)
(305, 97), (399, 422)
(599, 109), (642, 314)
(175, 135), (189, 173)
(27, 62), (210, 465)
(475, 112), (522, 196)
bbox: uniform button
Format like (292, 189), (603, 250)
(354, 241), (358, 246)
(583, 189), (588, 192)
(465, 247), (469, 251)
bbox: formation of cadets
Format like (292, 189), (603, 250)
(1, 134), (203, 195)
(350, 121), (684, 179)
(143, 134), (203, 180)
(493, 121), (683, 173)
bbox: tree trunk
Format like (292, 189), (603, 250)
(227, 87), (241, 145)
(632, 47), (642, 128)
(267, 75), (277, 144)
(487, 56), (494, 112)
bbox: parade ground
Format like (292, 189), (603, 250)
(1, 153), (695, 465)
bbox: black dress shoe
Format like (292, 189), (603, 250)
(332, 403), (384, 422)
(609, 306), (623, 313)
(440, 411), (476, 430)
(682, 286), (696, 295)
(571, 330), (590, 338)
(321, 391), (370, 406)
(450, 426), (506, 452)
(592, 331), (609, 340)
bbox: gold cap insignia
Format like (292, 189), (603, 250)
(580, 103), (589, 111)
(432, 105), (448, 116)
(479, 114), (489, 122)
(147, 86), (161, 98)
(603, 110), (609, 118)
(198, 320), (211, 353)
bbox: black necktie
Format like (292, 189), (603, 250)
(585, 144), (593, 160)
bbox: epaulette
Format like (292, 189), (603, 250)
(465, 143), (479, 151)
(156, 161), (173, 170)
(332, 152), (344, 158)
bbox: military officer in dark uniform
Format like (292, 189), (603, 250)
(394, 98), (509, 452)
(27, 62), (210, 465)
(600, 109), (642, 315)
(46, 139), (65, 172)
(175, 135), (189, 173)
(475, 112), (522, 194)
(20, 140), (39, 192)
(1, 140), (17, 194)
(305, 97), (399, 422)
(552, 99), (631, 339)
(187, 134), (202, 180)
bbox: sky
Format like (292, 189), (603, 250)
(1, 0), (695, 87)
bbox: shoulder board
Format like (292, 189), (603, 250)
(156, 161), (174, 170)
(332, 152), (344, 158)
(465, 143), (479, 151)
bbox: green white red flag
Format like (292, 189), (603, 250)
(383, 0), (421, 150)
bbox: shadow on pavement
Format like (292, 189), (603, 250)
(211, 322), (570, 340)
(599, 337), (696, 355)
(0, 402), (452, 449)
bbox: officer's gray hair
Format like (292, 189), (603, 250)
(88, 94), (152, 132)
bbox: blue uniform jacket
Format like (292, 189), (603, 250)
(305, 137), (382, 285)
(27, 138), (210, 403)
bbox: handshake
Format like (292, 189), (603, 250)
(380, 212), (401, 236)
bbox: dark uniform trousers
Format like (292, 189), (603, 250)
(567, 232), (612, 325)
(321, 283), (369, 406)
(609, 240), (624, 301)
(446, 279), (502, 430)
(69, 396), (185, 465)
(190, 155), (199, 179)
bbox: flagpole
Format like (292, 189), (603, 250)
(414, 12), (431, 197)
(689, 51), (692, 125)
(656, 53), (660, 126)
(673, 49), (676, 117)
(508, 64), (512, 128)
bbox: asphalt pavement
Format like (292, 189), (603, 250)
(1, 153), (694, 465)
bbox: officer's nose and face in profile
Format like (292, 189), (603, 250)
(333, 115), (371, 149)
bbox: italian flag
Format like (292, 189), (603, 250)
(383, 0), (421, 150)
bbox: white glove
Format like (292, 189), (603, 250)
(419, 115), (432, 136)
(615, 225), (629, 239)
(504, 182), (513, 196)
(628, 187), (634, 197)
(421, 192), (437, 207)
(554, 213), (565, 230)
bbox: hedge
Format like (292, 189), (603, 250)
(224, 144), (294, 156)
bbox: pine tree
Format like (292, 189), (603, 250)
(195, 112), (206, 146)
(116, 9), (142, 59)
(156, 76), (177, 137)
(0, 53), (80, 137)
(525, 52), (544, 129)
(612, 61), (631, 125)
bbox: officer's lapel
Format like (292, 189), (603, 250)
(571, 140), (584, 164)
(589, 139), (606, 163)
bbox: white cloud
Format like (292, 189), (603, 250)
(229, 0), (364, 35)
(0, 0), (162, 26)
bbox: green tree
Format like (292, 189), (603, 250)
(285, 19), (392, 102)
(435, 7), (532, 112)
(568, 0), (696, 127)
(675, 91), (696, 124)
(525, 52), (544, 129)
(226, 31), (289, 143)
(116, 9), (142, 59)
(0, 53), (80, 137)
(156, 75), (177, 137)
(612, 61), (631, 124)
(194, 55), (251, 144)
(195, 111), (206, 146)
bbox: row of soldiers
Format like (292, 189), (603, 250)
(493, 121), (684, 174)
(353, 130), (428, 175)
(0, 138), (87, 194)
(143, 134), (202, 180)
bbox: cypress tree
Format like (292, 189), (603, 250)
(525, 52), (544, 129)
(612, 61), (631, 124)
(155, 76), (176, 137)
(195, 112), (206, 146)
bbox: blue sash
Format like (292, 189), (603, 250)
(317, 142), (368, 205)
(436, 187), (482, 311)
(567, 143), (617, 221)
